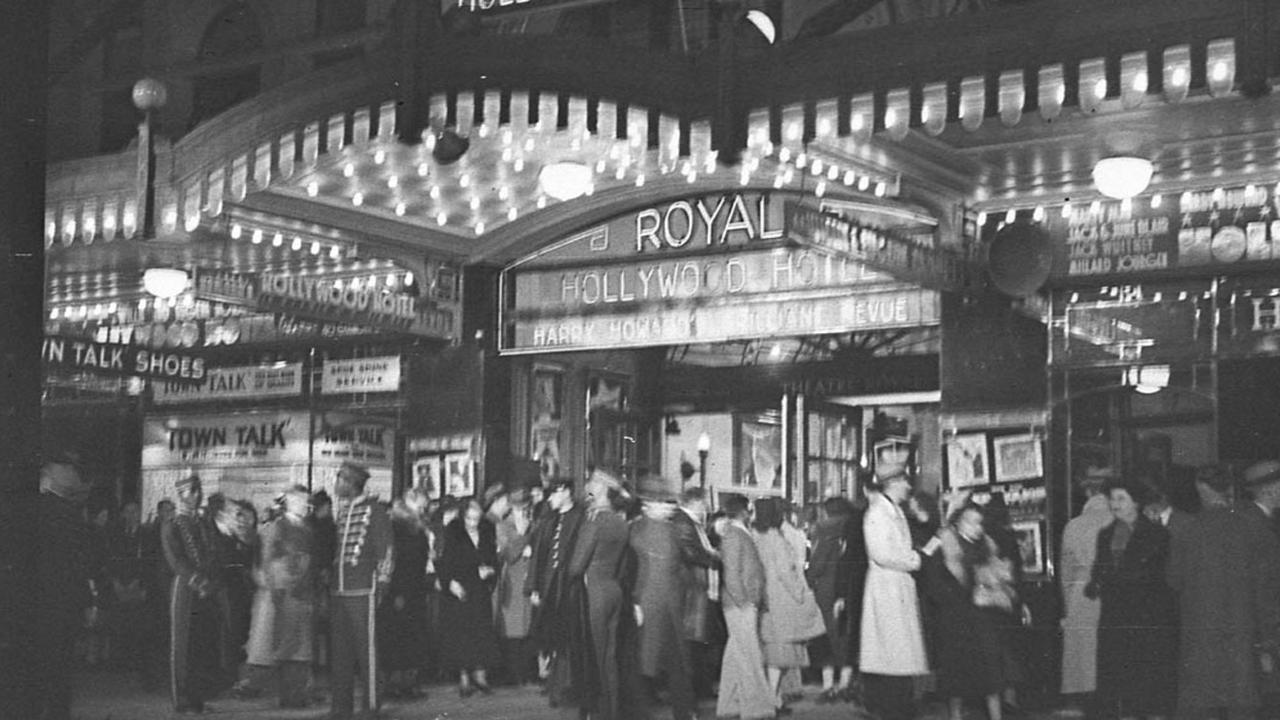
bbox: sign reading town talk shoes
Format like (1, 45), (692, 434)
(42, 334), (206, 384)
(195, 269), (458, 340)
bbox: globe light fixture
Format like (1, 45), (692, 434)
(142, 267), (189, 299)
(745, 10), (776, 45)
(539, 162), (593, 201)
(1092, 156), (1154, 199)
(1125, 364), (1170, 394)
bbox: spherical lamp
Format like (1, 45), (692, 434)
(1092, 156), (1154, 200)
(142, 268), (189, 299)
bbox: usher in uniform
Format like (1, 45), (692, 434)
(329, 493), (394, 719)
(161, 500), (226, 713)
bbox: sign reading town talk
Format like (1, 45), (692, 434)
(195, 269), (457, 340)
(1048, 184), (1280, 279)
(501, 191), (941, 353)
(153, 362), (304, 404)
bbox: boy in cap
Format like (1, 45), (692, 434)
(330, 461), (394, 719)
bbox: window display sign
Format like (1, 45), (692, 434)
(408, 434), (481, 499)
(153, 362), (303, 404)
(507, 287), (938, 353)
(1044, 184), (1280, 280)
(195, 269), (458, 340)
(320, 355), (401, 394)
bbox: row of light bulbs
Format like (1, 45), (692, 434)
(975, 182), (1280, 227)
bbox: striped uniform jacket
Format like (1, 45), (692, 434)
(333, 495), (394, 595)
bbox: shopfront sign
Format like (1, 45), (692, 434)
(153, 362), (303, 404)
(42, 334), (206, 384)
(455, 0), (613, 14)
(785, 201), (975, 292)
(509, 287), (937, 352)
(1047, 184), (1280, 280)
(514, 248), (896, 312)
(315, 412), (394, 465)
(514, 192), (790, 268)
(320, 355), (401, 394)
(195, 269), (458, 340)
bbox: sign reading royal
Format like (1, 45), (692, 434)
(195, 269), (458, 340)
(514, 192), (789, 268)
(153, 362), (304, 404)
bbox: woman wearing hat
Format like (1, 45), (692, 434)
(1085, 478), (1177, 719)
(438, 497), (503, 697)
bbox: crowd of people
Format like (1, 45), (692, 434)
(32, 450), (1280, 720)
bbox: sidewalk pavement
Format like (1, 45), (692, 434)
(71, 670), (1080, 720)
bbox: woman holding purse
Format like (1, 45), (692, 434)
(924, 500), (1015, 720)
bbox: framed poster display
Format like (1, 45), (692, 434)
(946, 432), (990, 488)
(443, 452), (475, 497)
(529, 365), (564, 482)
(1013, 520), (1045, 575)
(993, 434), (1044, 482)
(412, 455), (443, 499)
(734, 414), (784, 492)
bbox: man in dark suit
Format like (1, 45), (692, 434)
(525, 478), (588, 707)
(673, 487), (720, 699)
(35, 457), (92, 720)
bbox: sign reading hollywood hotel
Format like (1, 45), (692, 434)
(501, 192), (940, 353)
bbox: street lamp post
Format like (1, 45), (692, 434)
(697, 431), (711, 490)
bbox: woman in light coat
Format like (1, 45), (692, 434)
(860, 473), (930, 720)
(754, 497), (826, 710)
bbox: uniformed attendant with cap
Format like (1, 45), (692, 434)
(329, 461), (394, 720)
(161, 471), (226, 715)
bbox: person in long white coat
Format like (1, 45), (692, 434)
(861, 473), (933, 720)
(1058, 467), (1115, 701)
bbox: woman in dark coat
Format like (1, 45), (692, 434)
(924, 502), (1015, 720)
(806, 497), (855, 703)
(1086, 479), (1177, 719)
(438, 498), (503, 697)
(380, 489), (432, 698)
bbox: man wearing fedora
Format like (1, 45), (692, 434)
(1168, 463), (1280, 720)
(1058, 465), (1116, 707)
(329, 460), (394, 720)
(161, 471), (226, 715)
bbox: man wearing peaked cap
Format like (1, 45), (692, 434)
(329, 460), (393, 720)
(161, 469), (226, 714)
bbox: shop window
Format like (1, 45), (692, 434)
(190, 3), (264, 129)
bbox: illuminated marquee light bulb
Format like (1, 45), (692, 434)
(272, 232), (283, 247)
(469, 196), (481, 211)
(827, 166), (840, 181)
(230, 223), (242, 239)
(615, 167), (627, 181)
(874, 182), (886, 197)
(1094, 77), (1108, 100)
(404, 271), (414, 286)
(857, 176), (870, 192)
(778, 147), (791, 163)
(1132, 72), (1149, 93)
(459, 175), (471, 189)
(634, 174), (646, 188)
(474, 222), (486, 235)
(498, 187), (511, 201)
(1005, 209), (1017, 223)
(537, 196), (548, 208)
(815, 181), (827, 197)
(686, 171), (697, 184)
(851, 113), (866, 133)
(1211, 61), (1230, 83)
(1033, 206), (1046, 222)
(291, 236), (302, 251)
(418, 163), (429, 177)
(343, 163), (355, 178)
(374, 149), (386, 165)
(429, 185), (441, 200)
(794, 153), (807, 169)
(394, 202), (406, 216)
(977, 211), (988, 225)
(310, 241), (321, 255)
(740, 170), (751, 186)
(513, 158), (525, 172)
(843, 171), (856, 186)
(387, 176), (398, 189)
(1060, 202), (1072, 218)
(436, 212), (448, 226)
(330, 245), (341, 259)
(352, 192), (364, 207)
(596, 159), (608, 174)
(508, 207), (519, 221)
(251, 229), (263, 244)
(811, 159), (824, 175)
(1150, 193), (1162, 209)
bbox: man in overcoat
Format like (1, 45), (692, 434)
(1058, 466), (1115, 702)
(673, 487), (719, 698)
(35, 457), (92, 720)
(525, 478), (588, 706)
(629, 490), (696, 720)
(715, 494), (776, 720)
(1168, 463), (1280, 720)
